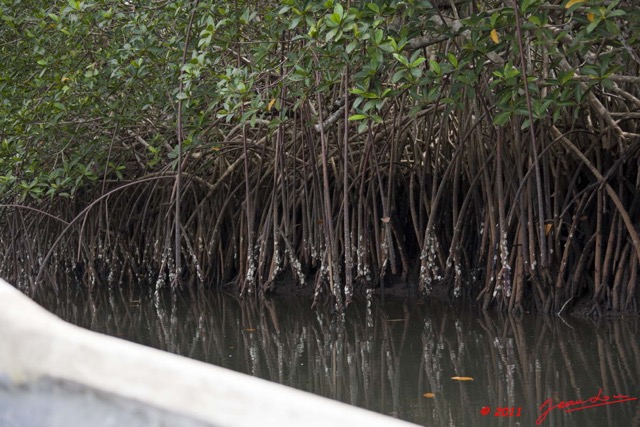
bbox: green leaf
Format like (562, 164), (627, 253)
(288, 16), (301, 29)
(411, 56), (427, 68)
(393, 53), (409, 67)
(528, 15), (542, 26)
(607, 10), (626, 18)
(429, 59), (441, 75)
(493, 110), (512, 126)
(326, 28), (337, 42)
(391, 70), (406, 83)
(68, 0), (81, 11)
(334, 3), (344, 19)
(490, 12), (500, 27)
(363, 99), (378, 112)
(559, 70), (574, 85)
(378, 43), (395, 53)
(447, 53), (458, 68)
(586, 20), (600, 33)
(348, 114), (368, 121)
(521, 0), (539, 14)
(367, 3), (380, 14)
(410, 67), (422, 79)
(374, 28), (383, 44)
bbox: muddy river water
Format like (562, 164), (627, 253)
(34, 287), (640, 427)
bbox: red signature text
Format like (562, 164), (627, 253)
(536, 388), (638, 425)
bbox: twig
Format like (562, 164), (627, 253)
(557, 297), (573, 317)
(314, 105), (346, 133)
(173, 0), (201, 287)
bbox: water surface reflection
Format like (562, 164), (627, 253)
(36, 289), (640, 427)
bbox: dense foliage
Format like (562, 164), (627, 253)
(1, 0), (639, 314)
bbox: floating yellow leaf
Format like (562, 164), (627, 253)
(451, 376), (474, 381)
(587, 12), (595, 22)
(565, 0), (585, 8)
(490, 29), (500, 44)
(244, 328), (257, 332)
(267, 98), (276, 111)
(544, 223), (553, 236)
(61, 76), (70, 83)
(423, 392), (436, 398)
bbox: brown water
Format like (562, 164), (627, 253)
(35, 287), (640, 427)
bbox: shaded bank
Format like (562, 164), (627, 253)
(2, 132), (639, 316)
